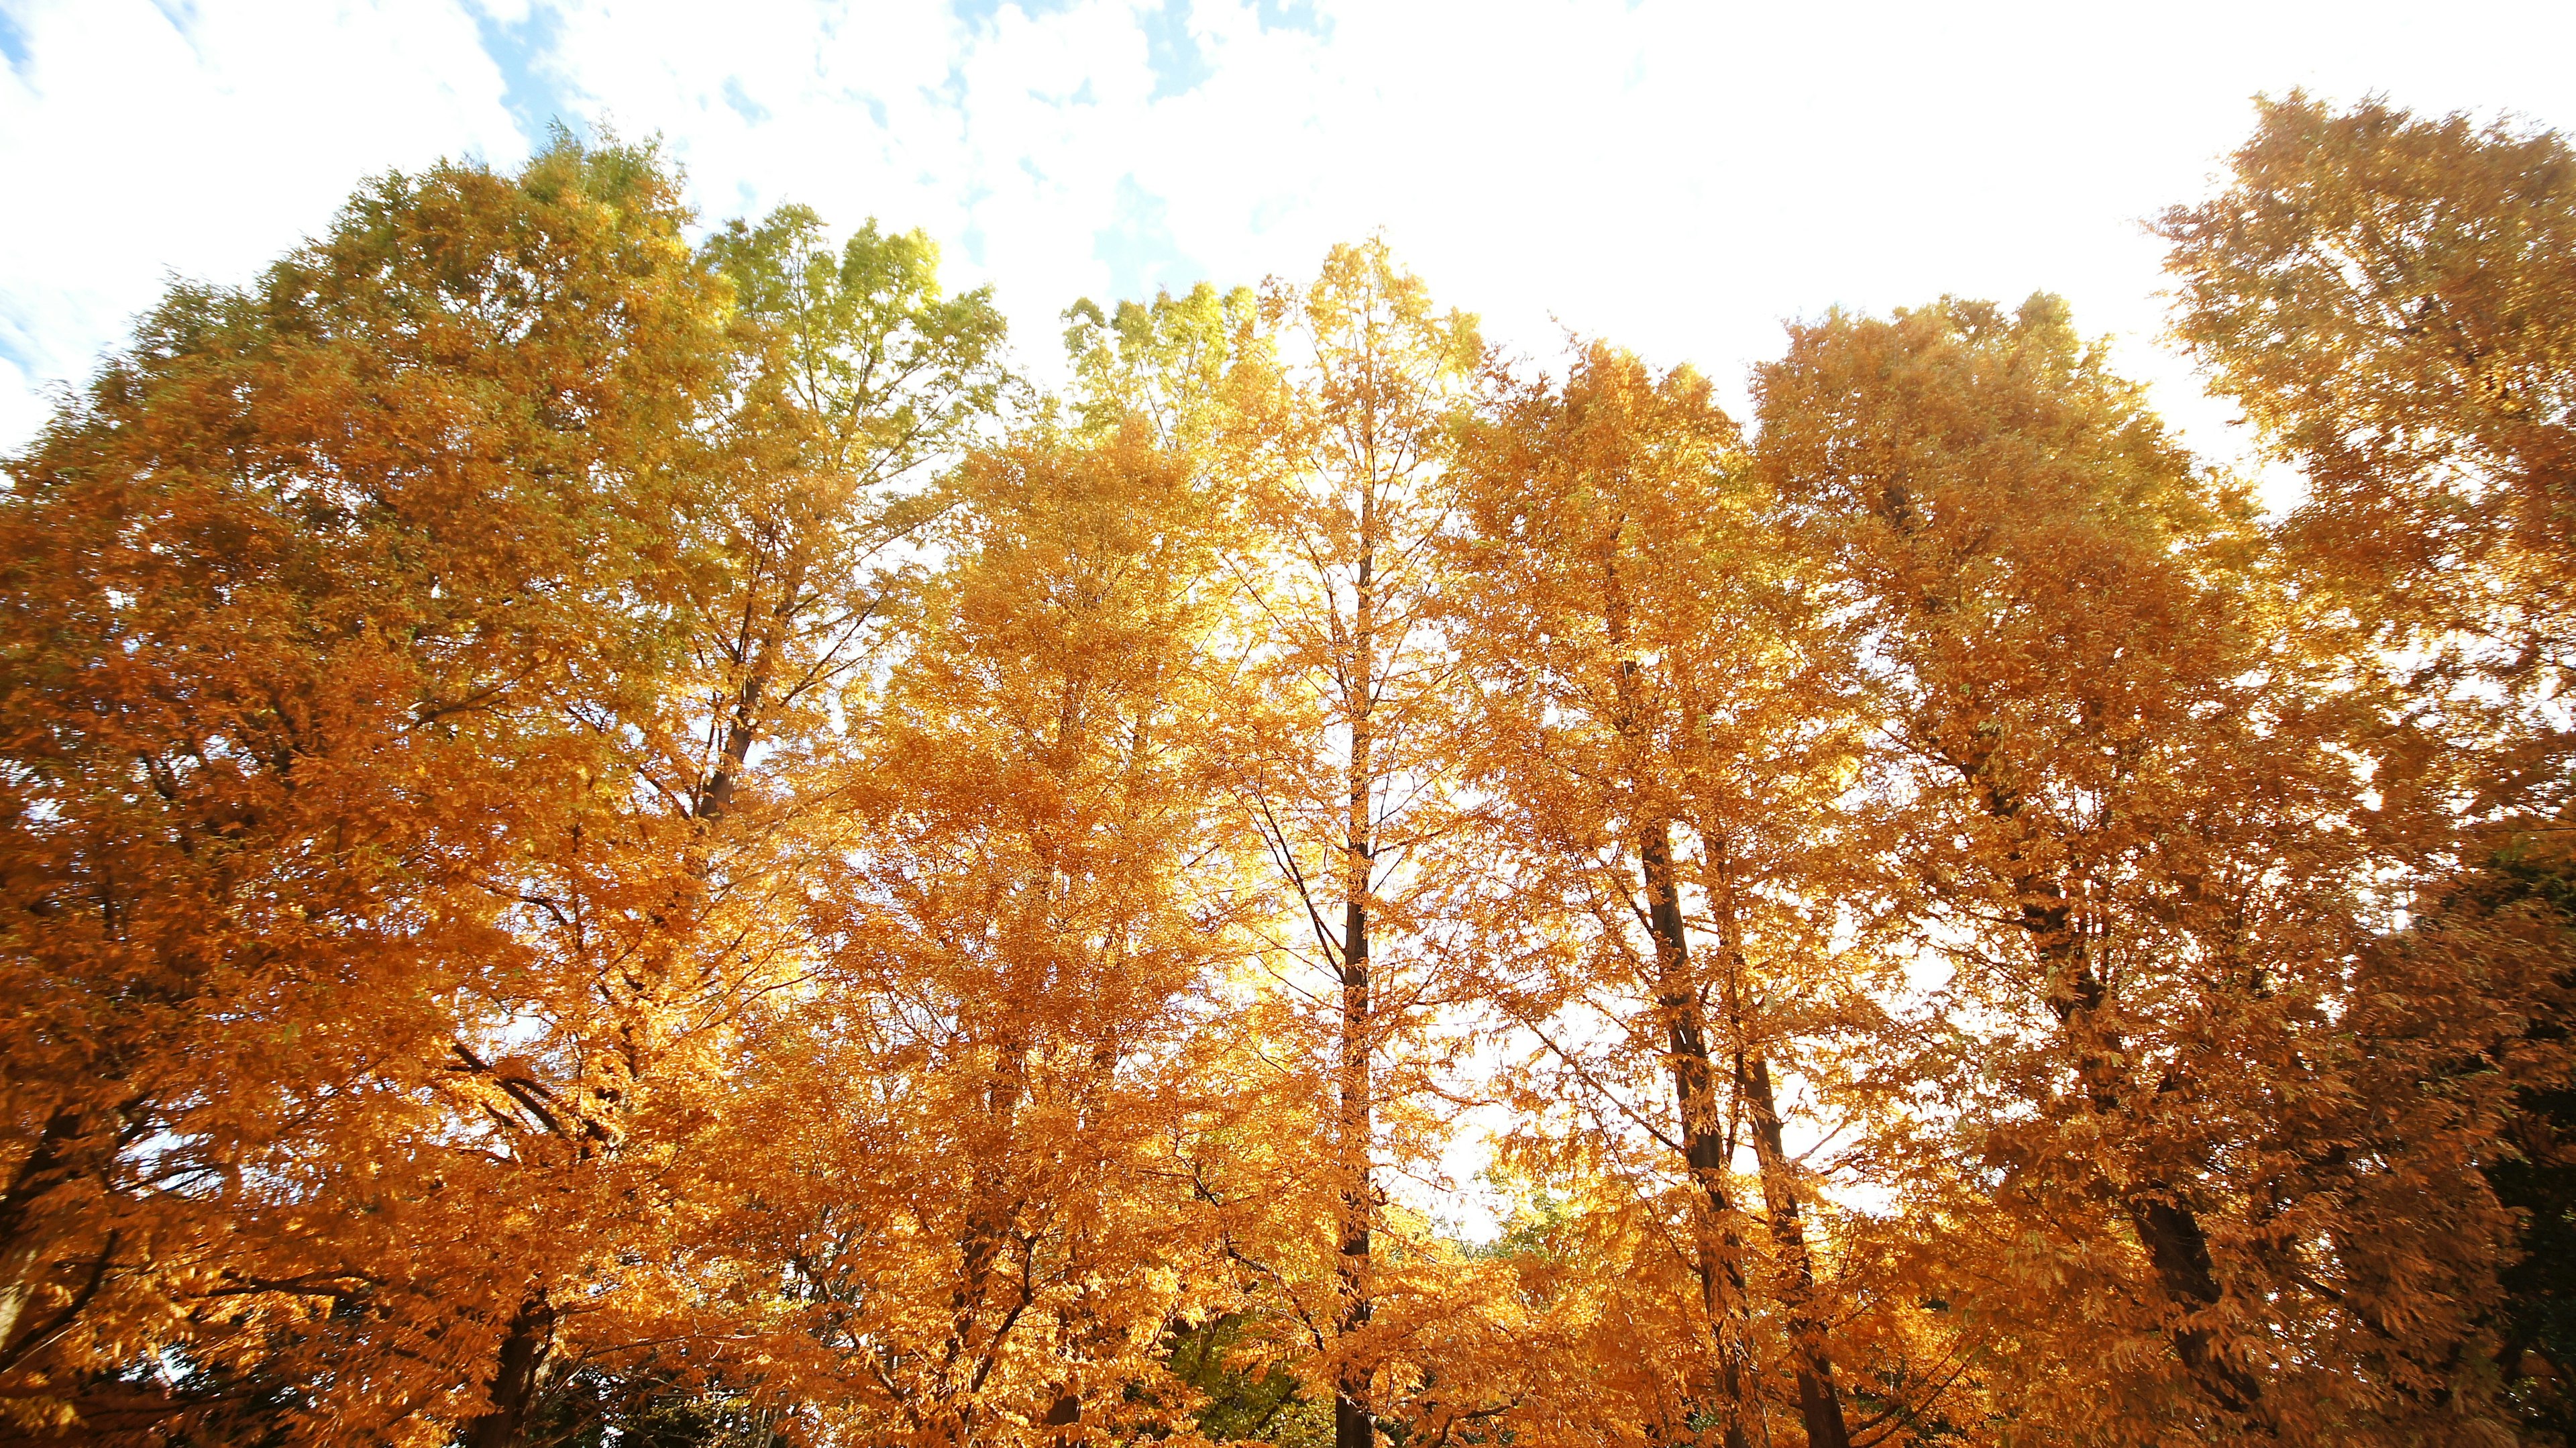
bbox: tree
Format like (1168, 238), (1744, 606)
(1448, 341), (1892, 1448)
(2163, 94), (2576, 1443)
(692, 423), (1258, 1447)
(2160, 93), (2576, 732)
(1220, 240), (1483, 1448)
(430, 202), (1016, 1448)
(0, 136), (724, 1440)
(1755, 293), (2546, 1443)
(1063, 280), (1264, 454)
(12, 97), (2572, 1448)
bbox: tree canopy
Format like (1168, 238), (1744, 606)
(2, 99), (2571, 1448)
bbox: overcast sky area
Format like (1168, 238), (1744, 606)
(5, 0), (2576, 483)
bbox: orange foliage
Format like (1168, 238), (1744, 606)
(1, 99), (2569, 1448)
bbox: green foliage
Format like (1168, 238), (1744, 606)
(705, 205), (1012, 488)
(1062, 280), (1263, 448)
(1163, 1316), (1328, 1447)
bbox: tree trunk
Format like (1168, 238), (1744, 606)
(1597, 529), (1759, 1445)
(1964, 753), (2269, 1425)
(1599, 532), (1758, 1443)
(1741, 1055), (1852, 1448)
(462, 1290), (557, 1448)
(953, 1039), (1030, 1340)
(1641, 822), (1756, 1448)
(2033, 894), (2264, 1419)
(1336, 535), (1377, 1448)
(695, 556), (806, 823)
(0, 1107), (85, 1362)
(1336, 879), (1373, 1448)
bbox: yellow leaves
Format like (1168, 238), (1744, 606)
(5, 103), (2568, 1448)
(2164, 95), (2576, 733)
(0, 131), (739, 1442)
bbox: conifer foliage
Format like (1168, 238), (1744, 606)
(2, 99), (2571, 1448)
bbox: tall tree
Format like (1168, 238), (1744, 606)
(1756, 293), (2546, 1443)
(0, 136), (725, 1441)
(693, 423), (1256, 1447)
(439, 204), (1014, 1447)
(1225, 241), (1483, 1448)
(2161, 94), (2576, 1441)
(1448, 342), (1886, 1448)
(2160, 93), (2576, 729)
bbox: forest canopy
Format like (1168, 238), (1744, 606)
(1, 93), (2572, 1448)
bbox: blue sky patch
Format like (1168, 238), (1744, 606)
(470, 2), (582, 151)
(1093, 174), (1197, 303)
(930, 61), (970, 114)
(142, 0), (214, 69)
(1140, 0), (1212, 101)
(1253, 0), (1328, 38)
(144, 0), (200, 36)
(0, 7), (30, 74)
(0, 301), (44, 380)
(722, 75), (771, 125)
(951, 0), (1078, 32)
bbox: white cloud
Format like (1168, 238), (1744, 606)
(0, 0), (521, 440)
(5, 0), (2575, 482)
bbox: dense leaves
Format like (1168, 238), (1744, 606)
(2, 97), (2570, 1448)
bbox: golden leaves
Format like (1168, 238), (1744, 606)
(4, 98), (2569, 1448)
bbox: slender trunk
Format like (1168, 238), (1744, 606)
(1884, 486), (2269, 1425)
(2061, 965), (2266, 1418)
(1642, 823), (1756, 1448)
(1740, 1056), (1851, 1448)
(1336, 530), (1377, 1448)
(949, 688), (1108, 1443)
(696, 558), (806, 824)
(694, 661), (765, 823)
(1601, 535), (1758, 1444)
(1042, 1033), (1126, 1448)
(2127, 1194), (2263, 1415)
(462, 1291), (557, 1448)
(2034, 888), (2263, 1419)
(955, 1038), (1030, 1341)
(0, 1108), (85, 1360)
(919, 1037), (1033, 1445)
(468, 578), (800, 1435)
(1966, 758), (2268, 1425)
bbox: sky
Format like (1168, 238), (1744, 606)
(5, 0), (2576, 472)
